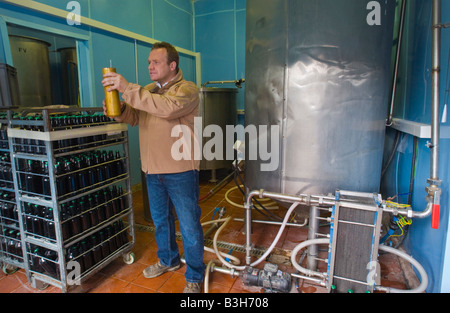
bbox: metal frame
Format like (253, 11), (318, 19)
(0, 112), (25, 272)
(326, 190), (383, 293)
(6, 107), (135, 292)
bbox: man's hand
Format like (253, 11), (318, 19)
(102, 72), (129, 93)
(102, 100), (126, 118)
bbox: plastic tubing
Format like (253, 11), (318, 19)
(201, 218), (241, 265)
(213, 201), (300, 270)
(376, 245), (428, 293)
(290, 238), (329, 278)
(290, 238), (429, 293)
(204, 260), (215, 293)
(203, 246), (241, 266)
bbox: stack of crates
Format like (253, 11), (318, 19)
(1, 108), (135, 292)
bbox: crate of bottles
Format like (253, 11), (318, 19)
(0, 112), (24, 272)
(6, 108), (135, 292)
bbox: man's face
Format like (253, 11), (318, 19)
(148, 48), (176, 85)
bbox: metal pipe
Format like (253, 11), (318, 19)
(243, 189), (335, 273)
(430, 0), (441, 181)
(245, 189), (336, 209)
(233, 217), (308, 228)
(247, 188), (433, 220)
(307, 206), (319, 271)
(387, 0), (407, 126)
(244, 198), (254, 265)
(291, 238), (428, 293)
(203, 207), (226, 239)
(426, 0), (443, 229)
(209, 263), (239, 277)
(383, 201), (433, 219)
(291, 272), (326, 287)
(201, 78), (245, 88)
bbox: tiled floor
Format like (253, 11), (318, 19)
(0, 170), (418, 293)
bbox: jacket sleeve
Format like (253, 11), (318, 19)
(121, 82), (199, 120)
(114, 103), (139, 126)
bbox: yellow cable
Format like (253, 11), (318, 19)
(386, 200), (411, 208)
(225, 185), (278, 208)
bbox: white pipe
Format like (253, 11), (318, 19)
(290, 238), (329, 278)
(204, 260), (215, 293)
(376, 245), (428, 293)
(201, 218), (241, 266)
(290, 238), (429, 293)
(203, 246), (241, 266)
(213, 201), (300, 271)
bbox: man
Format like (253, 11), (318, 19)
(101, 41), (204, 293)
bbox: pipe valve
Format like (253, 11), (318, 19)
(426, 181), (442, 229)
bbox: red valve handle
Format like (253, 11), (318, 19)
(432, 204), (440, 229)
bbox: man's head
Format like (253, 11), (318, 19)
(148, 42), (179, 85)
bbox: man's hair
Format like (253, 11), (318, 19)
(152, 42), (179, 72)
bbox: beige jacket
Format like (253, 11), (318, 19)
(116, 70), (200, 174)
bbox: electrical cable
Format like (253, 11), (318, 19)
(408, 136), (419, 205)
(198, 170), (235, 202)
(232, 167), (283, 221)
(381, 130), (401, 179)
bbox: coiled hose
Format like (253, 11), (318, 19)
(290, 238), (429, 293)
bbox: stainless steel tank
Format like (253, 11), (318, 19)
(199, 87), (237, 174)
(244, 0), (396, 196)
(9, 35), (53, 107)
(58, 47), (79, 106)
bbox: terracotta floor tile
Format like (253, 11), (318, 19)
(0, 271), (29, 293)
(207, 270), (237, 288)
(131, 271), (173, 291)
(158, 272), (187, 293)
(134, 245), (159, 265)
(206, 282), (232, 293)
(100, 258), (147, 282)
(12, 283), (61, 293)
(120, 282), (157, 293)
(88, 275), (130, 293)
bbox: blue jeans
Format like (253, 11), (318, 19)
(146, 170), (204, 283)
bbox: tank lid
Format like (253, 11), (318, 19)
(9, 35), (51, 47)
(199, 87), (238, 93)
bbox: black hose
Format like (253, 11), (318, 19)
(381, 130), (401, 179)
(233, 165), (283, 221)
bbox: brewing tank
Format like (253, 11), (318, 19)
(199, 87), (237, 173)
(58, 47), (79, 106)
(9, 35), (53, 107)
(244, 0), (396, 196)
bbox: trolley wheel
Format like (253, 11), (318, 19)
(2, 263), (19, 275)
(123, 252), (135, 264)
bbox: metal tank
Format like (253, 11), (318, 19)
(199, 87), (237, 179)
(9, 35), (53, 107)
(244, 0), (396, 196)
(58, 47), (79, 106)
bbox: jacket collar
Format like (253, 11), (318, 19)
(151, 69), (183, 93)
